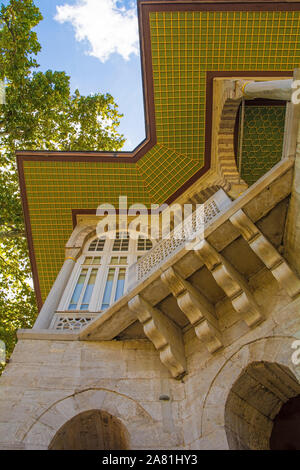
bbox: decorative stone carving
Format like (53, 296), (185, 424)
(195, 240), (263, 327)
(230, 209), (300, 299)
(64, 247), (82, 261)
(216, 96), (248, 198)
(161, 267), (223, 353)
(52, 315), (94, 331)
(128, 189), (232, 288)
(128, 295), (187, 379)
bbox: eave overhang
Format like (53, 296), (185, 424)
(16, 0), (300, 308)
(18, 157), (300, 379)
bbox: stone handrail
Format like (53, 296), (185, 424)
(127, 189), (232, 290)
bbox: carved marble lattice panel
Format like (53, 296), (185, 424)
(135, 190), (231, 283)
(53, 315), (94, 331)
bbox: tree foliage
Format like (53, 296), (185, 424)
(0, 0), (125, 373)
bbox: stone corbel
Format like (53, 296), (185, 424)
(230, 209), (300, 299)
(161, 267), (223, 353)
(128, 295), (187, 380)
(195, 240), (263, 327)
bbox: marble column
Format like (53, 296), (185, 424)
(241, 79), (293, 101)
(33, 253), (79, 330)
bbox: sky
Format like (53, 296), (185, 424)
(33, 0), (145, 151)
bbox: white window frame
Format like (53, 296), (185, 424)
(58, 233), (154, 313)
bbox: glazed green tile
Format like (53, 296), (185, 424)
(239, 106), (286, 186)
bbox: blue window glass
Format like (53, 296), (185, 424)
(101, 268), (115, 310)
(68, 269), (87, 310)
(80, 269), (97, 310)
(114, 268), (126, 301)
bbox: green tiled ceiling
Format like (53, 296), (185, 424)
(240, 106), (286, 186)
(136, 143), (199, 201)
(150, 10), (299, 159)
(22, 8), (300, 301)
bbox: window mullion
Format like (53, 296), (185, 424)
(101, 266), (115, 309)
(124, 265), (129, 293)
(77, 266), (92, 309)
(111, 266), (120, 302)
(88, 266), (101, 311)
(94, 265), (106, 311)
(59, 256), (84, 311)
(98, 266), (108, 310)
(65, 233), (154, 314)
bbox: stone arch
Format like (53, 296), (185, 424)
(184, 95), (246, 207)
(22, 388), (156, 450)
(200, 335), (300, 449)
(49, 409), (130, 450)
(225, 361), (300, 450)
(67, 224), (156, 253)
(270, 394), (300, 450)
(94, 228), (155, 243)
(66, 224), (96, 251)
(217, 96), (248, 197)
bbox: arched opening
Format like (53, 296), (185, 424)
(234, 100), (286, 187)
(270, 395), (300, 450)
(225, 361), (300, 450)
(49, 409), (130, 450)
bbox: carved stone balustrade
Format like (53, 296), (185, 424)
(127, 189), (232, 290)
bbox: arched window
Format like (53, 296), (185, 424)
(58, 233), (153, 313)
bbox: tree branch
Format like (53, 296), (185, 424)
(0, 229), (25, 239)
